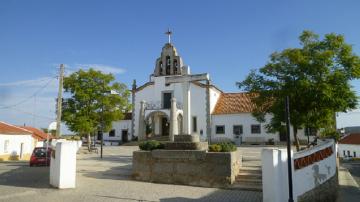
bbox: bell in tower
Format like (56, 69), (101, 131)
(153, 29), (187, 77)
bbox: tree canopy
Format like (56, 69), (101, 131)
(62, 68), (131, 138)
(238, 31), (360, 149)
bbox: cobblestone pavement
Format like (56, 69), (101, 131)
(0, 146), (262, 202)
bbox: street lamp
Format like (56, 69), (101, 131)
(100, 89), (120, 159)
(285, 96), (294, 202)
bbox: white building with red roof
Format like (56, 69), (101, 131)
(0, 121), (35, 161)
(108, 39), (309, 145)
(338, 133), (360, 158)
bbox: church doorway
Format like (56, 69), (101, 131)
(161, 117), (169, 136)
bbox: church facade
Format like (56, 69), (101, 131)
(105, 41), (310, 145)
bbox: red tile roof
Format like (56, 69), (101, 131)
(339, 133), (360, 145)
(212, 93), (256, 115)
(0, 121), (32, 135)
(21, 126), (52, 141)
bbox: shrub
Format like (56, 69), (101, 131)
(211, 137), (233, 144)
(209, 142), (237, 152)
(139, 140), (163, 151)
(219, 142), (237, 152)
(209, 144), (222, 152)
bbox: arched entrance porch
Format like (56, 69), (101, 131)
(145, 111), (170, 138)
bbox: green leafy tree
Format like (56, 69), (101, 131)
(62, 68), (131, 150)
(238, 31), (360, 150)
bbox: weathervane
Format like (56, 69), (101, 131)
(165, 28), (172, 43)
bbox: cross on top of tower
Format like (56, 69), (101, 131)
(165, 28), (172, 44)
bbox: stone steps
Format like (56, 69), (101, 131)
(232, 156), (263, 192)
(146, 136), (169, 142)
(233, 167), (263, 192)
(242, 161), (262, 167)
(230, 183), (263, 192)
(236, 172), (262, 179)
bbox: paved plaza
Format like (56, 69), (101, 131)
(0, 146), (262, 202)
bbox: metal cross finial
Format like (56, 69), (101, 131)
(165, 28), (172, 43)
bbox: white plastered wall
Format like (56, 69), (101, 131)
(0, 134), (34, 158)
(103, 120), (132, 142)
(133, 76), (211, 140)
(338, 144), (360, 158)
(211, 113), (310, 143)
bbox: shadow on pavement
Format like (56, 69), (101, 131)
(78, 155), (133, 180)
(337, 184), (360, 202)
(95, 195), (158, 202)
(159, 189), (263, 202)
(0, 162), (50, 189)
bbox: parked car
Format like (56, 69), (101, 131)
(30, 147), (52, 167)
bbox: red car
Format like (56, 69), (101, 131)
(29, 147), (52, 167)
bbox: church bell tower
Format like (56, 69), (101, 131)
(153, 29), (188, 77)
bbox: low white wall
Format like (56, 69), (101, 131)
(50, 141), (77, 189)
(338, 143), (360, 158)
(262, 139), (336, 202)
(292, 139), (336, 199)
(50, 139), (82, 152)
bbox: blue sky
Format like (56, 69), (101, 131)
(0, 0), (360, 131)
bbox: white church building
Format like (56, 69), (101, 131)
(106, 36), (310, 145)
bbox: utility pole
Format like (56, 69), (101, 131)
(56, 64), (65, 138)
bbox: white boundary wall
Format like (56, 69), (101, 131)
(262, 139), (336, 202)
(50, 141), (78, 189)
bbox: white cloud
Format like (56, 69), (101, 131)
(72, 63), (126, 74)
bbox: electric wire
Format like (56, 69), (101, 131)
(0, 76), (57, 109)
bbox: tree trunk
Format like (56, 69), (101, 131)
(87, 133), (91, 151)
(293, 127), (300, 151)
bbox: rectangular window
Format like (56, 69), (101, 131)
(109, 129), (116, 137)
(4, 140), (9, 153)
(354, 151), (357, 158)
(192, 116), (197, 132)
(233, 125), (243, 135)
(343, 150), (346, 156)
(347, 150), (351, 157)
(163, 92), (172, 109)
(251, 125), (261, 134)
(216, 125), (225, 134)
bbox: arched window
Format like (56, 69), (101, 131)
(166, 56), (171, 75)
(173, 59), (178, 74)
(159, 61), (163, 75)
(166, 56), (171, 66)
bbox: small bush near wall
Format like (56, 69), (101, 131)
(209, 142), (237, 152)
(65, 135), (81, 141)
(139, 140), (164, 151)
(211, 137), (233, 144)
(209, 144), (222, 152)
